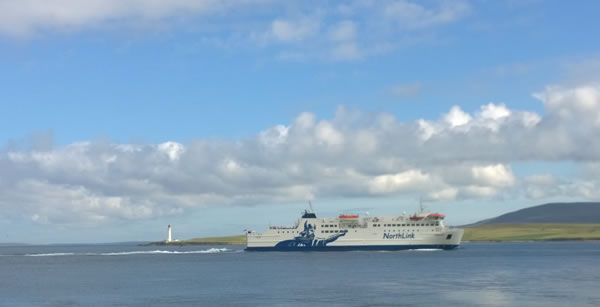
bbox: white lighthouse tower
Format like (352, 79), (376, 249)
(167, 225), (172, 242)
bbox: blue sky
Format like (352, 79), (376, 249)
(1, 0), (600, 243)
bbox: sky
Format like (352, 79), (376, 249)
(1, 0), (600, 244)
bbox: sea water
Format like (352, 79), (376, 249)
(1, 242), (599, 306)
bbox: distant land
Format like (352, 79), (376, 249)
(463, 224), (600, 241)
(146, 202), (600, 245)
(468, 202), (600, 226)
(464, 202), (600, 242)
(143, 235), (245, 246)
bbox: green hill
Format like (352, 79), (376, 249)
(469, 202), (600, 225)
(463, 224), (600, 241)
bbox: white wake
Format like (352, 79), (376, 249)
(22, 248), (230, 257)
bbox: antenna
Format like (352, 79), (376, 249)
(419, 195), (424, 213)
(308, 200), (314, 213)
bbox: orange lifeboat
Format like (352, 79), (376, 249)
(428, 213), (445, 219)
(339, 214), (359, 219)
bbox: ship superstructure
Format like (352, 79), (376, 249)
(246, 206), (463, 251)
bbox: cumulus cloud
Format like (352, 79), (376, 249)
(2, 82), (600, 225)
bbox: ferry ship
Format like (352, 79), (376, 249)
(245, 205), (463, 251)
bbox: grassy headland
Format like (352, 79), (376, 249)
(463, 224), (600, 242)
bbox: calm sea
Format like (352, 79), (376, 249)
(1, 242), (599, 306)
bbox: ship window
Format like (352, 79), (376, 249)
(392, 224), (396, 226)
(324, 225), (328, 227)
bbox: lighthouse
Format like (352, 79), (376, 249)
(167, 225), (172, 242)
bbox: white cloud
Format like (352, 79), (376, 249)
(0, 0), (266, 36)
(269, 17), (320, 43)
(427, 188), (458, 201)
(0, 0), (473, 62)
(534, 83), (600, 125)
(444, 106), (472, 127)
(383, 0), (470, 29)
(329, 20), (356, 42)
(390, 82), (422, 97)
(3, 82), (600, 225)
(158, 141), (185, 161)
(330, 42), (362, 60)
(369, 170), (432, 194)
(471, 164), (515, 187)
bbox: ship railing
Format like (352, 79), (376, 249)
(269, 226), (296, 229)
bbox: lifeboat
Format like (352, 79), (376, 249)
(428, 213), (445, 219)
(409, 215), (424, 221)
(339, 214), (359, 219)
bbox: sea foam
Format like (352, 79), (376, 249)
(20, 248), (230, 257)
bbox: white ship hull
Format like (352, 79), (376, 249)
(246, 210), (464, 251)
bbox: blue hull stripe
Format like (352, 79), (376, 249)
(245, 244), (459, 252)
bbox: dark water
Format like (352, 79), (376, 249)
(1, 242), (599, 306)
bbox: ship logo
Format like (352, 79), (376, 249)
(274, 221), (346, 248)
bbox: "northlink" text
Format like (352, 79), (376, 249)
(383, 233), (415, 239)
